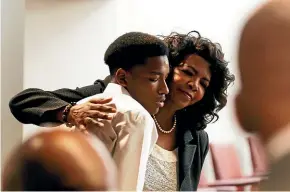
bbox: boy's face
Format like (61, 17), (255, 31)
(117, 56), (170, 115)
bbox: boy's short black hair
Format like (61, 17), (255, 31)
(104, 32), (169, 75)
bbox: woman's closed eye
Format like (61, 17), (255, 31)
(200, 81), (208, 89)
(181, 69), (195, 77)
(182, 69), (209, 89)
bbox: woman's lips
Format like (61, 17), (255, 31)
(178, 89), (193, 101)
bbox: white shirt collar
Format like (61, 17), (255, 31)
(104, 83), (130, 96)
(266, 123), (290, 163)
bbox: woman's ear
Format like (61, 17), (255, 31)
(115, 68), (128, 87)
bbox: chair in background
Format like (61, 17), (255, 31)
(198, 170), (238, 191)
(247, 136), (269, 176)
(209, 143), (263, 191)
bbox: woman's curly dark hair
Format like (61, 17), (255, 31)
(159, 31), (235, 131)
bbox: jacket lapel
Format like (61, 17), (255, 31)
(179, 129), (197, 191)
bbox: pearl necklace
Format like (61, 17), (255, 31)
(152, 115), (177, 134)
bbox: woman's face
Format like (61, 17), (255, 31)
(168, 54), (211, 110)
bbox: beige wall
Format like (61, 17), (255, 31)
(1, 0), (25, 167)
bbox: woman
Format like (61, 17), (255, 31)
(9, 31), (234, 191)
(143, 31), (234, 191)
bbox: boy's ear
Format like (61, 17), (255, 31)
(115, 68), (128, 87)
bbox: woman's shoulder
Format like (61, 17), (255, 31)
(197, 130), (208, 142)
(196, 130), (209, 156)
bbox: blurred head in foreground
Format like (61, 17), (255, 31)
(2, 130), (118, 191)
(236, 0), (290, 143)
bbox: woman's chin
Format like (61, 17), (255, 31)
(174, 101), (190, 111)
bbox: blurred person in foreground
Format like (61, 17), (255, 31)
(2, 129), (118, 191)
(236, 0), (290, 190)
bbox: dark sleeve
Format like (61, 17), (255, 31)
(199, 130), (209, 167)
(9, 80), (106, 125)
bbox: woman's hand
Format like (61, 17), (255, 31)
(67, 97), (116, 134)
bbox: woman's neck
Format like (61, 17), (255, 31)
(154, 102), (177, 131)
